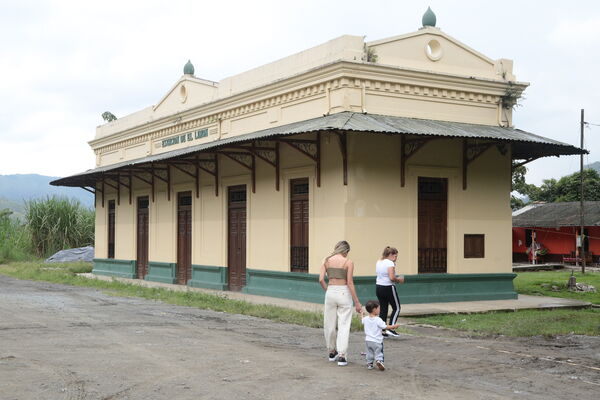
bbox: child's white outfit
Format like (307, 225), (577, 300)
(362, 315), (387, 364)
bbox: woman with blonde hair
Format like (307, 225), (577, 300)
(375, 246), (404, 337)
(318, 240), (362, 366)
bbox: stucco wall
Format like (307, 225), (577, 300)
(343, 134), (511, 275)
(94, 132), (511, 276)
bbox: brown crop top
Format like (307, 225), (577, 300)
(326, 267), (347, 280)
(326, 258), (348, 280)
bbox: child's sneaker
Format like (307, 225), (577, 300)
(367, 363), (374, 370)
(328, 350), (338, 362)
(337, 356), (348, 366)
(376, 360), (385, 371)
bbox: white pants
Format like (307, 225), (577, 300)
(324, 285), (353, 356)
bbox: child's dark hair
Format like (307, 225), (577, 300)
(365, 300), (380, 313)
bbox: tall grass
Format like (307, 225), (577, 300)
(26, 196), (94, 257)
(0, 209), (32, 263)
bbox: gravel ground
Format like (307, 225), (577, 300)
(0, 275), (599, 400)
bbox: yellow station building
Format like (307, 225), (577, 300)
(53, 9), (583, 303)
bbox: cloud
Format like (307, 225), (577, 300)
(548, 17), (600, 46)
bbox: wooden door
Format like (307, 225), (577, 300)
(136, 196), (149, 279)
(107, 200), (115, 259)
(177, 192), (192, 285)
(228, 185), (247, 291)
(290, 178), (309, 273)
(418, 177), (447, 273)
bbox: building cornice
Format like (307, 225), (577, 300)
(91, 60), (527, 155)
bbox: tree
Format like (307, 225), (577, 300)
(511, 162), (536, 210)
(528, 169), (600, 203)
(510, 163), (600, 209)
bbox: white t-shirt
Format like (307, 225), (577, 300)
(376, 259), (395, 286)
(362, 315), (388, 344)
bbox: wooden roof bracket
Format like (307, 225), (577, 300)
(462, 140), (496, 190)
(181, 155), (219, 196)
(139, 166), (169, 184)
(138, 165), (171, 201)
(103, 175), (119, 205)
(336, 132), (348, 186)
(112, 173), (131, 205)
(169, 162), (197, 178)
(132, 173), (152, 186)
(220, 151), (256, 193)
(240, 141), (279, 191)
(401, 136), (431, 187)
(102, 178), (119, 191)
(279, 132), (321, 187)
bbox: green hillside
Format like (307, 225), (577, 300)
(0, 197), (26, 220)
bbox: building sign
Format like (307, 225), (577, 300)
(161, 129), (208, 148)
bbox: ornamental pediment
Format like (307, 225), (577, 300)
(152, 75), (219, 118)
(368, 27), (514, 81)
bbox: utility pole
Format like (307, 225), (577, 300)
(580, 109), (586, 274)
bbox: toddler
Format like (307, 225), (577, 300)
(361, 299), (400, 370)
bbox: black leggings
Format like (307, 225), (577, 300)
(376, 284), (401, 325)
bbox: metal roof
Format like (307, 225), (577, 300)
(512, 201), (600, 227)
(51, 111), (585, 187)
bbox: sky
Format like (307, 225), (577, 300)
(0, 0), (599, 186)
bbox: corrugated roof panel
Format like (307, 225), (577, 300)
(51, 112), (585, 187)
(512, 201), (600, 227)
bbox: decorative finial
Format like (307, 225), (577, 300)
(183, 60), (195, 75)
(422, 7), (437, 27)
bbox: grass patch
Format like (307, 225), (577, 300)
(514, 270), (600, 304)
(0, 262), (418, 334)
(410, 270), (600, 337)
(412, 308), (600, 337)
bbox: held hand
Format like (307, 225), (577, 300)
(396, 275), (405, 284)
(355, 303), (362, 313)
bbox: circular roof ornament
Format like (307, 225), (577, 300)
(183, 60), (195, 75)
(422, 7), (437, 27)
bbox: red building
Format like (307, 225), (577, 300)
(512, 202), (600, 264)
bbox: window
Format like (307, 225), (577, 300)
(464, 234), (484, 258)
(107, 200), (115, 259)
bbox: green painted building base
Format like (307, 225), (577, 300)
(188, 265), (228, 290)
(93, 258), (136, 279)
(145, 261), (177, 284)
(243, 269), (325, 303)
(398, 273), (518, 304)
(93, 259), (517, 305)
(242, 269), (517, 305)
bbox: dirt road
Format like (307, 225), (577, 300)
(0, 275), (598, 399)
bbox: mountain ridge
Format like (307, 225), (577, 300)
(0, 174), (94, 213)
